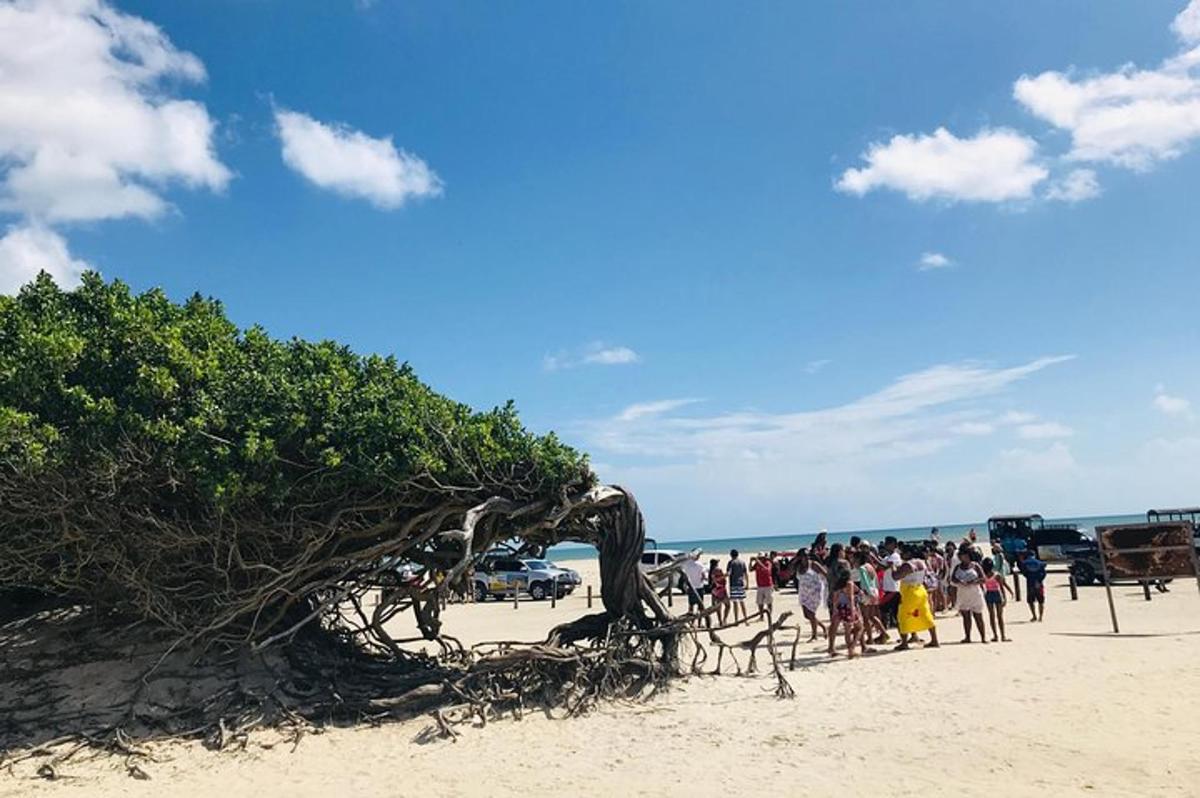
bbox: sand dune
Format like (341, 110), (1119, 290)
(4, 558), (1199, 798)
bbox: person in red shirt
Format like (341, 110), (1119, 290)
(751, 553), (774, 615)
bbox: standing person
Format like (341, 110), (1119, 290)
(877, 536), (903, 629)
(892, 545), (940, 651)
(852, 549), (887, 644)
(1016, 549), (1047, 622)
(828, 569), (863, 658)
(990, 542), (1010, 578)
(925, 545), (947, 613)
(920, 544), (938, 611)
(990, 542), (1011, 605)
(951, 548), (988, 643)
(963, 529), (985, 561)
(795, 551), (829, 641)
(751, 553), (775, 616)
(708, 559), (730, 625)
(943, 541), (959, 608)
(825, 543), (850, 589)
(810, 532), (829, 565)
(981, 559), (1012, 642)
(726, 550), (749, 626)
(681, 552), (707, 614)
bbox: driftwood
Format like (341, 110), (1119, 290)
(704, 610), (797, 699)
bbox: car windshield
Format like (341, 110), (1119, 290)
(524, 560), (552, 570)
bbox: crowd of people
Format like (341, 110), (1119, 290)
(686, 529), (1049, 658)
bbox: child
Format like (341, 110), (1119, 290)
(795, 551), (828, 641)
(828, 568), (862, 658)
(1017, 549), (1047, 622)
(981, 559), (1012, 642)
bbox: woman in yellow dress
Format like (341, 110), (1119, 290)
(893, 545), (940, 651)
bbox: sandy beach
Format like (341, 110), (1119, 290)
(5, 556), (1199, 798)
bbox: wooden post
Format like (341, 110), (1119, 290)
(1068, 573), (1078, 601)
(1013, 570), (1022, 602)
(587, 584), (593, 609)
(1097, 537), (1120, 634)
(511, 582), (518, 609)
(550, 576), (557, 609)
(667, 582), (674, 607)
(1142, 581), (1153, 601)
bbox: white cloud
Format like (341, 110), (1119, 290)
(583, 346), (640, 366)
(580, 357), (1075, 535)
(1014, 67), (1200, 171)
(616, 399), (701, 423)
(997, 441), (1078, 475)
(843, 4), (1200, 208)
(274, 108), (441, 209)
(585, 356), (1073, 462)
(1017, 421), (1074, 440)
(918, 252), (952, 271)
(1153, 385), (1192, 417)
(1044, 168), (1101, 202)
(998, 410), (1038, 425)
(0, 225), (89, 294)
(0, 0), (229, 223)
(835, 127), (1047, 203)
(0, 1), (229, 294)
(1172, 0), (1200, 45)
(804, 359), (831, 374)
(544, 342), (642, 371)
(951, 421), (995, 436)
(1014, 2), (1200, 173)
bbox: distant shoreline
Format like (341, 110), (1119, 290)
(547, 511), (1147, 560)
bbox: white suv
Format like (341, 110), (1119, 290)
(639, 549), (687, 592)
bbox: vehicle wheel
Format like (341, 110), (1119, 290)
(473, 582), (488, 602)
(1071, 562), (1096, 586)
(529, 582), (547, 601)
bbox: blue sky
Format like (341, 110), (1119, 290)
(2, 1), (1200, 538)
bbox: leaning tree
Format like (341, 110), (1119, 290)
(2, 274), (758, 762)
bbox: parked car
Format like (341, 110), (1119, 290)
(772, 551), (799, 589)
(473, 557), (580, 601)
(639, 548), (687, 592)
(377, 557), (425, 588)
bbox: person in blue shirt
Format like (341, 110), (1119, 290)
(1016, 549), (1047, 622)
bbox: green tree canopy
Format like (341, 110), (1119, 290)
(0, 273), (594, 643)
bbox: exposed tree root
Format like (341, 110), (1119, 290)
(1, 486), (797, 779)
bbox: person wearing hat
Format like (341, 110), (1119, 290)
(680, 550), (707, 613)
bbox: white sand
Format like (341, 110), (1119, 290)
(4, 557), (1200, 798)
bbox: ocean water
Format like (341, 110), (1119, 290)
(546, 513), (1148, 560)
